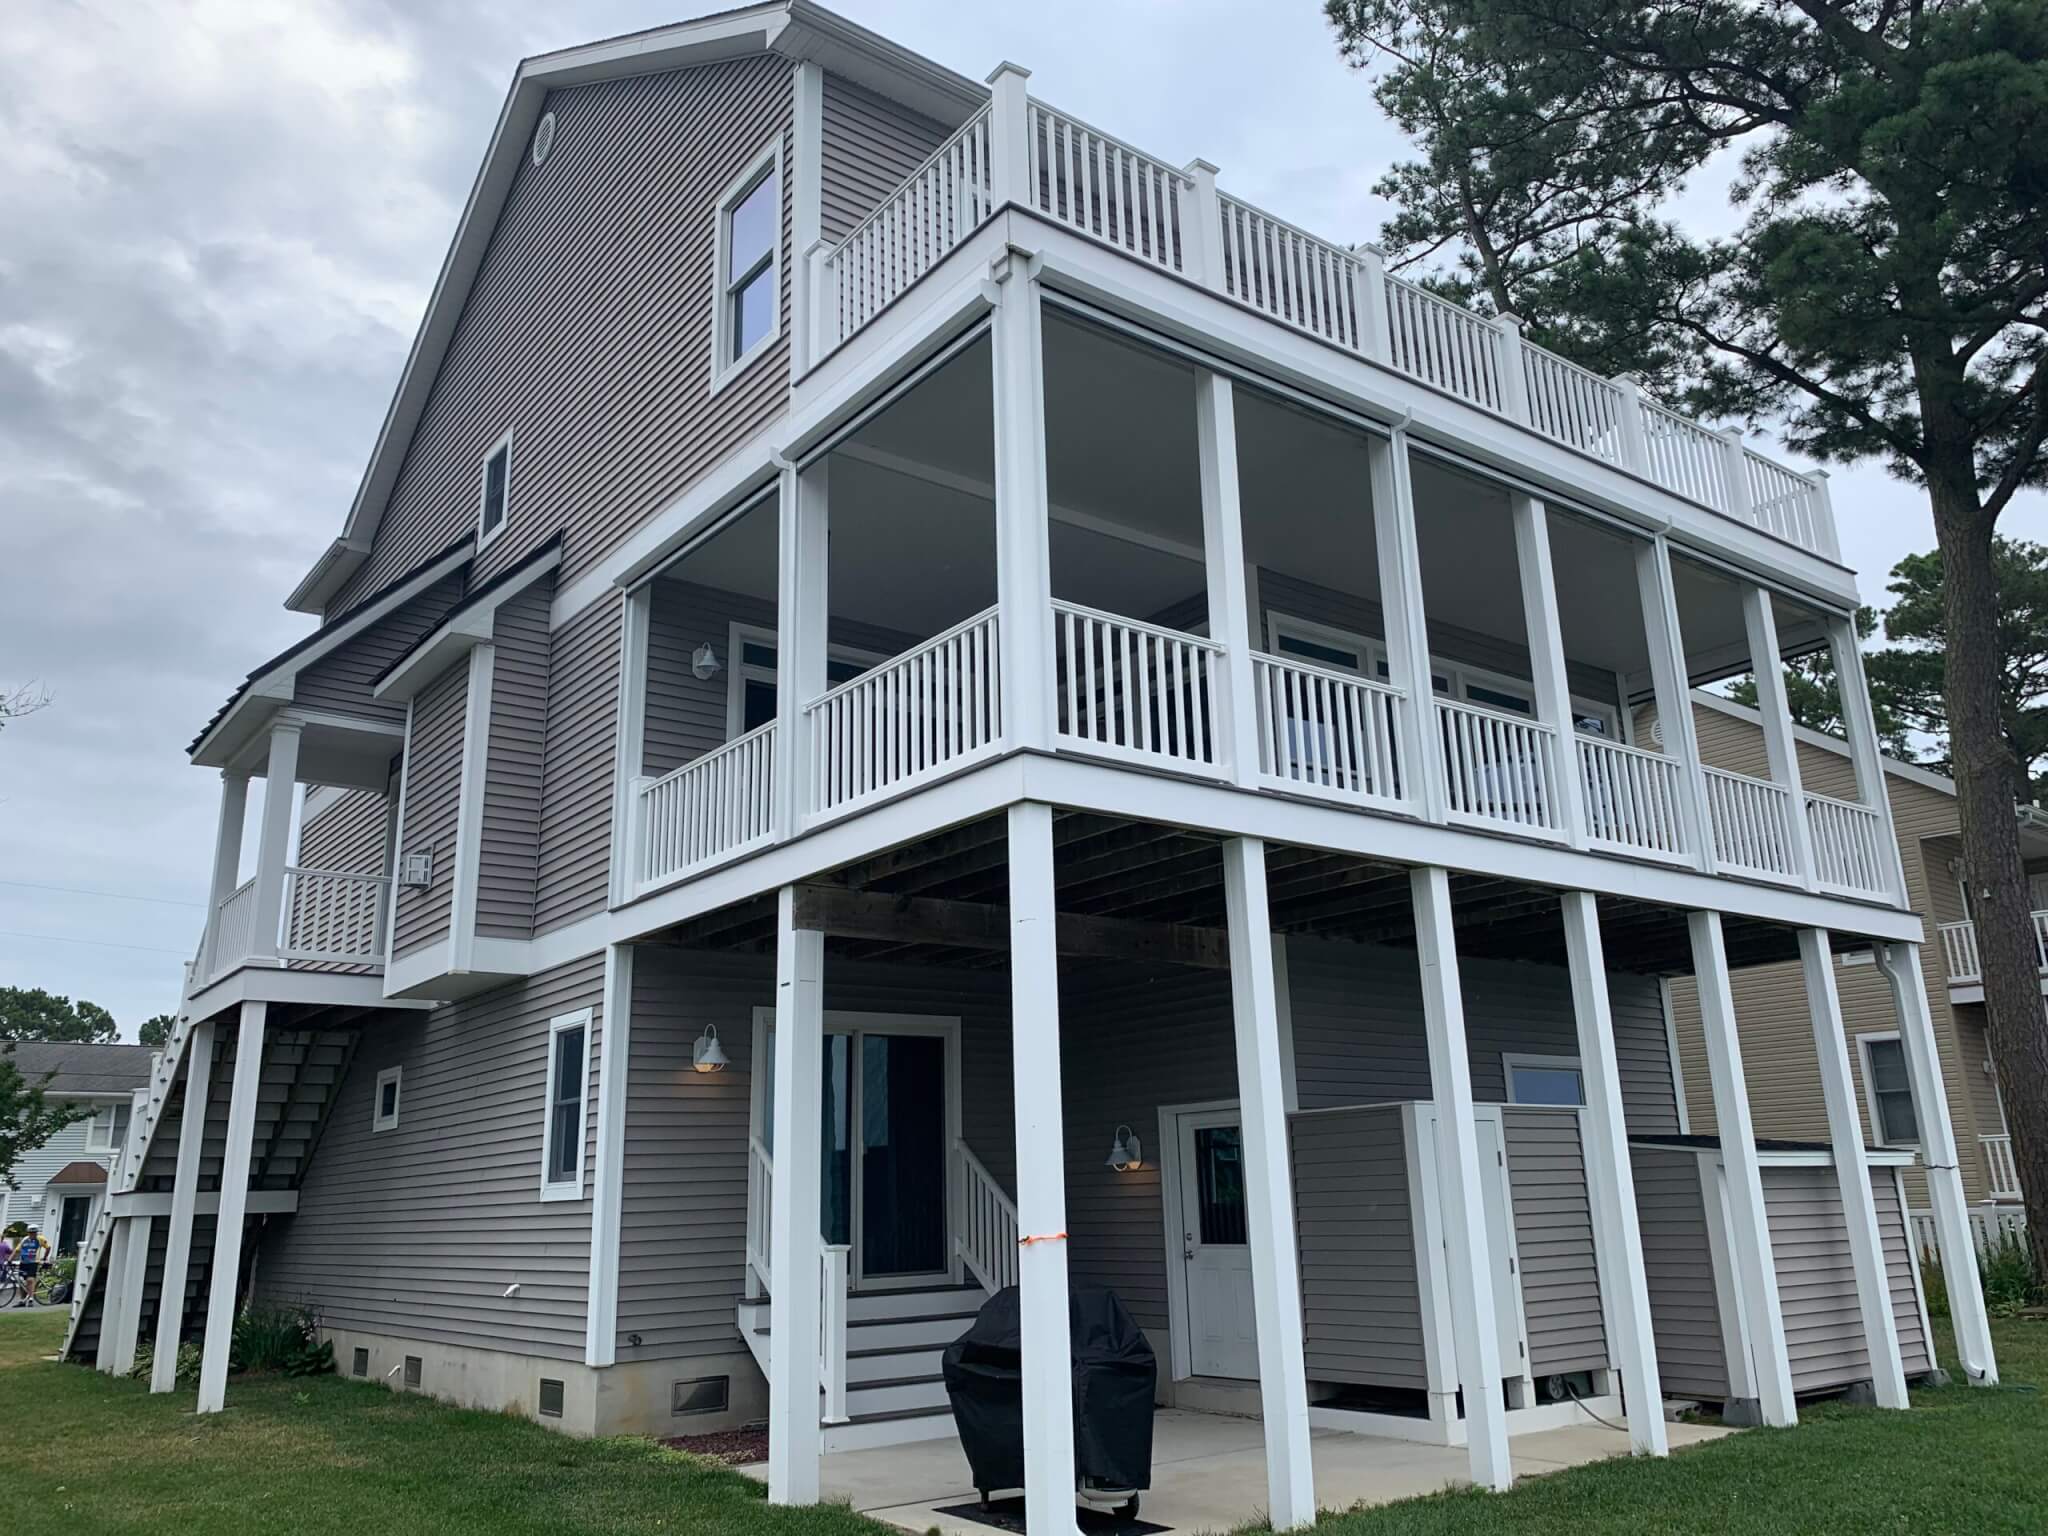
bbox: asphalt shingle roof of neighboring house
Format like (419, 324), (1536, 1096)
(5, 1042), (153, 1097)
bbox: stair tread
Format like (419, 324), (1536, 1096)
(841, 1405), (954, 1426)
(852, 1373), (946, 1391)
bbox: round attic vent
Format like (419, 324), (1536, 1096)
(531, 111), (557, 167)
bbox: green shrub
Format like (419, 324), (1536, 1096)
(52, 1254), (78, 1288)
(1978, 1229), (2040, 1317)
(231, 1302), (333, 1377)
(127, 1340), (202, 1384)
(1920, 1246), (1950, 1318)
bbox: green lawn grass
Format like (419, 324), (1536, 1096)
(4, 1306), (2042, 1535)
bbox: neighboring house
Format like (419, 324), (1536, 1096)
(1, 1042), (152, 1250)
(64, 6), (2007, 1527)
(1660, 692), (2045, 1249)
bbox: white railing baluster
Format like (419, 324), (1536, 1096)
(955, 1140), (1019, 1293)
(1024, 99), (1189, 273)
(1577, 737), (1688, 861)
(1052, 600), (1226, 773)
(632, 721), (778, 894)
(1433, 697), (1563, 836)
(1248, 653), (1406, 808)
(1803, 789), (1889, 897)
(278, 867), (392, 968)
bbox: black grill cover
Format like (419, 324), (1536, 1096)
(941, 1284), (1156, 1495)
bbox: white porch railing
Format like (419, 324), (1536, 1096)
(636, 722), (777, 892)
(1936, 911), (2048, 985)
(1217, 196), (1366, 352)
(820, 1245), (850, 1425)
(280, 867), (389, 965)
(1522, 345), (1627, 465)
(745, 1134), (774, 1292)
(1384, 274), (1510, 415)
(1578, 736), (1688, 860)
(956, 1140), (1019, 1294)
(1745, 449), (1836, 558)
(1435, 698), (1564, 837)
(1983, 1135), (2023, 1201)
(817, 104), (995, 348)
(1026, 99), (1191, 274)
(806, 606), (1003, 819)
(1640, 399), (1730, 515)
(1053, 600), (1223, 773)
(1805, 790), (1892, 897)
(1911, 1201), (2028, 1260)
(1702, 765), (1801, 883)
(208, 877), (258, 978)
(1250, 652), (1405, 807)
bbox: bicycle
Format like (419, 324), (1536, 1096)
(0, 1260), (44, 1310)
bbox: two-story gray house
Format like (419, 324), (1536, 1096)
(66, 6), (2002, 1528)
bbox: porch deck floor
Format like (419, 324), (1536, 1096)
(742, 1409), (1736, 1534)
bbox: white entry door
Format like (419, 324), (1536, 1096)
(1177, 1109), (1260, 1380)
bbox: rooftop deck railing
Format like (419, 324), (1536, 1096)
(1936, 910), (2048, 986)
(807, 75), (1839, 564)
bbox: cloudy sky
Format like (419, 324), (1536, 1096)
(2, 0), (2039, 1034)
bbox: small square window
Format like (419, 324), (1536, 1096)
(477, 436), (511, 546)
(713, 145), (780, 385)
(374, 1066), (402, 1133)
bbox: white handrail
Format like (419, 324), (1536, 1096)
(956, 1140), (1018, 1294)
(1744, 449), (1826, 552)
(1937, 910), (2048, 985)
(280, 867), (390, 965)
(1805, 789), (1891, 896)
(1383, 275), (1509, 414)
(636, 722), (777, 890)
(1217, 194), (1364, 351)
(805, 606), (1002, 818)
(1053, 600), (1223, 771)
(1250, 652), (1405, 806)
(1701, 765), (1800, 882)
(1640, 398), (1729, 514)
(1435, 697), (1564, 835)
(1026, 98), (1190, 273)
(745, 1135), (774, 1291)
(208, 877), (258, 979)
(1578, 736), (1687, 859)
(1982, 1135), (2023, 1201)
(1521, 342), (1627, 464)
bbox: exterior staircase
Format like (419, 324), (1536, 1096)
(737, 1280), (989, 1451)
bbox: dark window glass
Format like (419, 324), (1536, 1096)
(734, 271), (774, 359)
(1276, 632), (1361, 672)
(740, 640), (777, 670)
(1194, 1125), (1248, 1245)
(1466, 682), (1533, 714)
(728, 172), (777, 278)
(549, 1025), (586, 1183)
(742, 678), (777, 733)
(1869, 1039), (1920, 1143)
(379, 1078), (398, 1119)
(481, 444), (508, 535)
(1510, 1064), (1585, 1106)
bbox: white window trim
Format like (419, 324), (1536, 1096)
(1502, 1051), (1587, 1106)
(1856, 1031), (1919, 1149)
(373, 1066), (402, 1133)
(709, 140), (782, 394)
(476, 430), (513, 551)
(540, 1008), (593, 1202)
(84, 1104), (125, 1153)
(724, 621), (887, 739)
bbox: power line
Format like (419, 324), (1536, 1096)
(0, 879), (204, 910)
(0, 929), (193, 958)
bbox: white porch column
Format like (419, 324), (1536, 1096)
(153, 1016), (218, 1392)
(197, 1000), (268, 1414)
(1410, 866), (1511, 1491)
(766, 886), (826, 1504)
(1197, 373), (1260, 787)
(1635, 540), (1713, 871)
(449, 642), (495, 973)
(1797, 928), (1908, 1407)
(1511, 494), (1587, 846)
(991, 252), (1054, 750)
(790, 59), (825, 374)
(1007, 802), (1079, 1535)
(1686, 912), (1796, 1426)
(108, 1214), (153, 1376)
(93, 1216), (130, 1374)
(1220, 838), (1314, 1527)
(609, 583), (653, 905)
(1878, 941), (1998, 1384)
(1558, 891), (1668, 1455)
(1739, 587), (1818, 887)
(1827, 615), (1909, 902)
(775, 457), (830, 837)
(586, 944), (635, 1367)
(205, 772), (249, 972)
(247, 723), (302, 961)
(1369, 429), (1447, 821)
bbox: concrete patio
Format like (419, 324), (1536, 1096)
(742, 1409), (1737, 1534)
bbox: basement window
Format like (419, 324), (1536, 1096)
(538, 1377), (566, 1418)
(352, 1347), (369, 1378)
(374, 1067), (402, 1133)
(404, 1355), (423, 1390)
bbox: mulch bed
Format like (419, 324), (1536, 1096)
(661, 1425), (771, 1466)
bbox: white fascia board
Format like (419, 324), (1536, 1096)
(1689, 688), (1961, 798)
(775, 0), (985, 126)
(375, 544), (560, 701)
(184, 965), (430, 1019)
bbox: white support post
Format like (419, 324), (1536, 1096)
(197, 1000), (267, 1415)
(775, 457), (831, 836)
(990, 251), (1054, 751)
(985, 63), (1032, 206)
(1495, 313), (1531, 423)
(1797, 928), (1908, 1408)
(586, 944), (635, 1368)
(108, 1214), (153, 1376)
(1369, 428), (1447, 821)
(1220, 839), (1315, 1528)
(1879, 941), (1998, 1384)
(153, 1016), (217, 1392)
(609, 584), (653, 905)
(1716, 428), (1753, 521)
(204, 772), (249, 975)
(1559, 891), (1668, 1455)
(1410, 866), (1511, 1491)
(1686, 912), (1796, 1426)
(1007, 802), (1080, 1536)
(1613, 375), (1652, 474)
(449, 642), (495, 973)
(1809, 469), (1842, 562)
(1827, 614), (1909, 903)
(1183, 159), (1223, 291)
(1197, 372), (1260, 787)
(790, 60), (825, 375)
(1635, 539), (1714, 871)
(247, 724), (302, 960)
(1352, 244), (1391, 363)
(94, 1217), (129, 1374)
(767, 886), (825, 1505)
(1740, 586), (1819, 888)
(1512, 493), (1587, 846)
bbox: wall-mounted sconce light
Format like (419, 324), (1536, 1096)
(693, 1023), (728, 1074)
(1106, 1123), (1142, 1172)
(691, 642), (723, 680)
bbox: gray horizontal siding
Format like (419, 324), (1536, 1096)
(253, 957), (605, 1362)
(1875, 1171), (1933, 1376)
(330, 57), (795, 614)
(1289, 1105), (1427, 1390)
(1502, 1106), (1608, 1376)
(299, 789), (389, 876)
(477, 578), (552, 939)
(534, 594), (620, 933)
(1765, 1164), (1891, 1395)
(1630, 1147), (1730, 1400)
(820, 74), (949, 242)
(294, 572), (466, 726)
(393, 658), (468, 956)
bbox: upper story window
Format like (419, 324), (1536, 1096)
(84, 1102), (130, 1153)
(374, 1066), (402, 1133)
(541, 1009), (591, 1200)
(477, 434), (512, 548)
(1861, 1036), (1919, 1146)
(713, 146), (780, 386)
